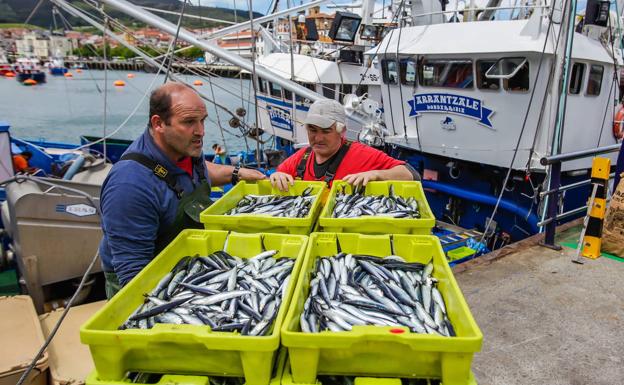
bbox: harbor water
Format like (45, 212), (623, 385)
(0, 70), (256, 154)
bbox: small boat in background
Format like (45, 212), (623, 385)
(48, 50), (68, 75)
(15, 57), (46, 84)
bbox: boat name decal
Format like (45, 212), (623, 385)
(56, 204), (97, 217)
(267, 105), (293, 132)
(407, 93), (494, 128)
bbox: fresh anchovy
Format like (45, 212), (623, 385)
(300, 253), (453, 336)
(120, 250), (294, 335)
(332, 184), (420, 219)
(225, 187), (315, 218)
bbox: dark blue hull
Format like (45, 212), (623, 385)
(17, 72), (46, 83)
(49, 67), (68, 75)
(389, 147), (591, 243)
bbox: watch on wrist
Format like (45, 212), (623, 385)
(231, 165), (241, 185)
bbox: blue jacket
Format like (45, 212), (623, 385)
(99, 128), (210, 285)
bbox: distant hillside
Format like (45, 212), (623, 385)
(0, 0), (264, 30)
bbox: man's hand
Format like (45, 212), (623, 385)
(270, 171), (295, 192)
(342, 170), (380, 188)
(238, 168), (267, 182)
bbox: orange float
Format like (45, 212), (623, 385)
(76, 69), (83, 73)
(64, 72), (73, 78)
(113, 80), (126, 87)
(613, 104), (624, 140)
(127, 73), (135, 79)
(5, 72), (16, 78)
(193, 80), (203, 86)
(23, 79), (37, 86)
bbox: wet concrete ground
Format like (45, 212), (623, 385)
(453, 222), (624, 385)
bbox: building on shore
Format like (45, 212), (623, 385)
(15, 31), (74, 59)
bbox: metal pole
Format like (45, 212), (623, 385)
(99, 0), (325, 103)
(151, 0), (328, 61)
(542, 161), (562, 249)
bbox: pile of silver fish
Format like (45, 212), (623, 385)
(300, 253), (454, 336)
(332, 185), (420, 219)
(225, 187), (315, 217)
(121, 250), (294, 335)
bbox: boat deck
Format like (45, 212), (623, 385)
(454, 220), (624, 385)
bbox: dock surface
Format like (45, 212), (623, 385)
(454, 222), (624, 385)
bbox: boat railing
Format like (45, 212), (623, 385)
(410, 5), (551, 21)
(538, 143), (622, 249)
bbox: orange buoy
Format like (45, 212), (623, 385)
(76, 69), (83, 73)
(614, 104), (624, 140)
(5, 72), (16, 78)
(113, 80), (126, 87)
(64, 72), (73, 78)
(23, 79), (37, 86)
(193, 80), (203, 86)
(127, 73), (135, 79)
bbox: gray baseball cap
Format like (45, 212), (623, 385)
(303, 99), (346, 129)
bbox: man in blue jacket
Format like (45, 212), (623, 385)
(99, 82), (265, 298)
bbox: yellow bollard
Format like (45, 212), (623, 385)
(581, 157), (611, 259)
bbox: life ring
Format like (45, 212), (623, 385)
(613, 104), (624, 140)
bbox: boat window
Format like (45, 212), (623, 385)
(381, 59), (399, 85)
(503, 61), (529, 92)
(476, 60), (499, 90)
(485, 57), (527, 79)
(340, 84), (353, 102)
(284, 88), (293, 101)
(323, 84), (337, 99)
(569, 63), (585, 95)
(296, 83), (315, 103)
(587, 65), (603, 96)
(418, 59), (473, 88)
(355, 84), (368, 96)
(269, 82), (282, 98)
(258, 77), (267, 93)
(400, 58), (417, 86)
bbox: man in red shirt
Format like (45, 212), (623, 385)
(270, 99), (418, 191)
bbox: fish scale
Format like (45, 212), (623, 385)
(120, 250), (294, 335)
(300, 253), (455, 337)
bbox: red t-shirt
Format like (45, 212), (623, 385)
(176, 156), (193, 177)
(277, 141), (404, 185)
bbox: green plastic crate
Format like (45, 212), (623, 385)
(281, 233), (482, 385)
(447, 247), (476, 261)
(81, 230), (308, 385)
(280, 352), (478, 385)
(318, 181), (435, 235)
(200, 180), (326, 234)
(85, 348), (288, 385)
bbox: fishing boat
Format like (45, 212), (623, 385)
(14, 57), (47, 84)
(47, 51), (68, 75)
(251, 0), (623, 243)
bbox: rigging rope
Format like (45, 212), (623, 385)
(479, 0), (565, 245)
(164, 0), (189, 83)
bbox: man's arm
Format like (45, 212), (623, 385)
(342, 164), (413, 187)
(101, 174), (161, 286)
(205, 162), (266, 186)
